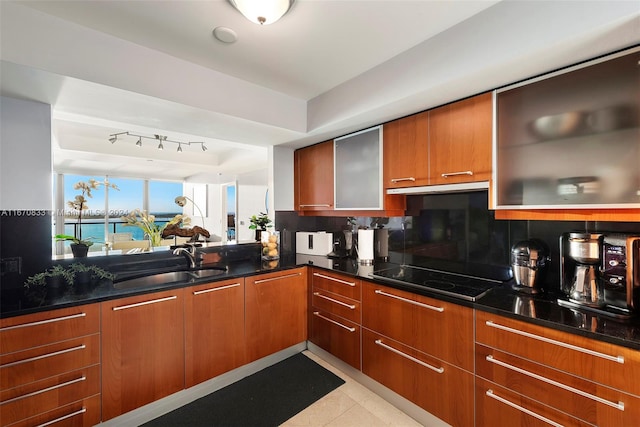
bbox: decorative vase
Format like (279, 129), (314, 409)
(74, 271), (93, 295)
(45, 276), (66, 301)
(146, 231), (163, 247)
(70, 243), (89, 258)
(255, 229), (263, 242)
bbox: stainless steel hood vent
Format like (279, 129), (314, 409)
(386, 181), (489, 195)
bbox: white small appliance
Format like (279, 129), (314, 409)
(296, 232), (334, 256)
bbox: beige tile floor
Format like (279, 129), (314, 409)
(280, 351), (426, 427)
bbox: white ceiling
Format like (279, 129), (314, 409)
(1, 0), (638, 182)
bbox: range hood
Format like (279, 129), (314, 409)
(386, 181), (489, 195)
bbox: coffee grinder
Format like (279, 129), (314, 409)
(560, 232), (605, 307)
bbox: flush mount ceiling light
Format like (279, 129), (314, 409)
(228, 0), (296, 25)
(108, 132), (207, 153)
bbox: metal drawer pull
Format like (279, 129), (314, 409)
(485, 389), (563, 427)
(374, 289), (444, 312)
(113, 295), (177, 311)
(390, 177), (416, 183)
(313, 312), (356, 332)
(193, 283), (241, 295)
(486, 355), (625, 411)
(254, 272), (302, 284)
(0, 312), (86, 331)
(2, 345), (86, 368)
(314, 292), (356, 309)
(1, 376), (86, 405)
(36, 407), (86, 427)
(375, 339), (444, 373)
(313, 272), (356, 287)
(485, 320), (625, 364)
(441, 171), (473, 178)
(299, 204), (331, 208)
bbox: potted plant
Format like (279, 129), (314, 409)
(120, 209), (190, 247)
(68, 263), (114, 295)
(249, 212), (273, 241)
(59, 178), (119, 257)
(25, 265), (73, 302)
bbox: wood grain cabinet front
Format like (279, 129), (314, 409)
(428, 92), (493, 186)
(0, 304), (100, 427)
(101, 289), (185, 421)
(245, 268), (307, 362)
(294, 140), (334, 212)
(184, 278), (246, 388)
(476, 311), (640, 426)
(383, 111), (429, 189)
(309, 269), (362, 369)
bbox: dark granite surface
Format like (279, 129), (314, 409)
(3, 249), (640, 351)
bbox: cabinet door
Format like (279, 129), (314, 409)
(295, 140), (334, 211)
(362, 281), (474, 371)
(362, 329), (474, 427)
(245, 268), (307, 362)
(429, 92), (492, 185)
(383, 111), (429, 189)
(310, 310), (360, 369)
(101, 289), (185, 421)
(185, 279), (246, 388)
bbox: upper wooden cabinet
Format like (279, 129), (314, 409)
(383, 111), (429, 189)
(294, 140), (334, 212)
(429, 92), (493, 186)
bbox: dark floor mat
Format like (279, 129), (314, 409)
(142, 352), (345, 427)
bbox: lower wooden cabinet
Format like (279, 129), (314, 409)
(101, 288), (185, 421)
(185, 278), (246, 388)
(245, 268), (307, 362)
(310, 310), (361, 369)
(476, 378), (592, 427)
(7, 394), (101, 427)
(362, 329), (474, 427)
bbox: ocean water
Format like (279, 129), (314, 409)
(62, 217), (174, 247)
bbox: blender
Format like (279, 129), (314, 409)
(510, 239), (550, 294)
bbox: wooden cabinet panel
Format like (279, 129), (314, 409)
(476, 311), (640, 397)
(362, 329), (473, 427)
(295, 140), (334, 211)
(383, 111), (429, 189)
(429, 92), (493, 185)
(8, 394), (101, 427)
(185, 279), (246, 388)
(0, 304), (99, 355)
(310, 310), (360, 369)
(311, 270), (361, 301)
(1, 365), (100, 426)
(476, 378), (592, 427)
(1, 334), (100, 391)
(476, 344), (639, 426)
(245, 268), (307, 362)
(311, 289), (360, 323)
(101, 289), (185, 421)
(362, 281), (474, 371)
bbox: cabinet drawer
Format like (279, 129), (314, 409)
(7, 393), (101, 427)
(0, 304), (99, 355)
(311, 270), (361, 301)
(362, 329), (473, 427)
(362, 281), (474, 371)
(312, 288), (360, 323)
(1, 334), (100, 391)
(476, 311), (640, 396)
(477, 344), (638, 426)
(476, 377), (592, 427)
(0, 365), (100, 426)
(310, 310), (360, 369)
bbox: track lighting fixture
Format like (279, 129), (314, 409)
(107, 132), (207, 153)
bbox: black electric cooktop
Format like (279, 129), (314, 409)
(370, 264), (505, 301)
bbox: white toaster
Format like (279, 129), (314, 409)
(296, 232), (334, 256)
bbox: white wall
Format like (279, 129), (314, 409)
(0, 96), (52, 210)
(271, 146), (294, 212)
(236, 184), (268, 242)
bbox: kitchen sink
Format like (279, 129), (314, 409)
(113, 267), (227, 290)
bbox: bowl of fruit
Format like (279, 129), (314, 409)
(261, 231), (280, 260)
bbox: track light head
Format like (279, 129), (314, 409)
(136, 137), (142, 147)
(177, 143), (183, 153)
(201, 144), (207, 152)
(158, 141), (164, 150)
(109, 136), (117, 144)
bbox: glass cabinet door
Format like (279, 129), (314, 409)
(495, 47), (640, 209)
(334, 126), (383, 210)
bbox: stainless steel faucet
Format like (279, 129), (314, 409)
(173, 244), (199, 268)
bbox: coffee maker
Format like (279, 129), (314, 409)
(560, 232), (605, 307)
(560, 232), (640, 316)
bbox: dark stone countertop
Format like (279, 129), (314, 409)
(4, 250), (640, 352)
